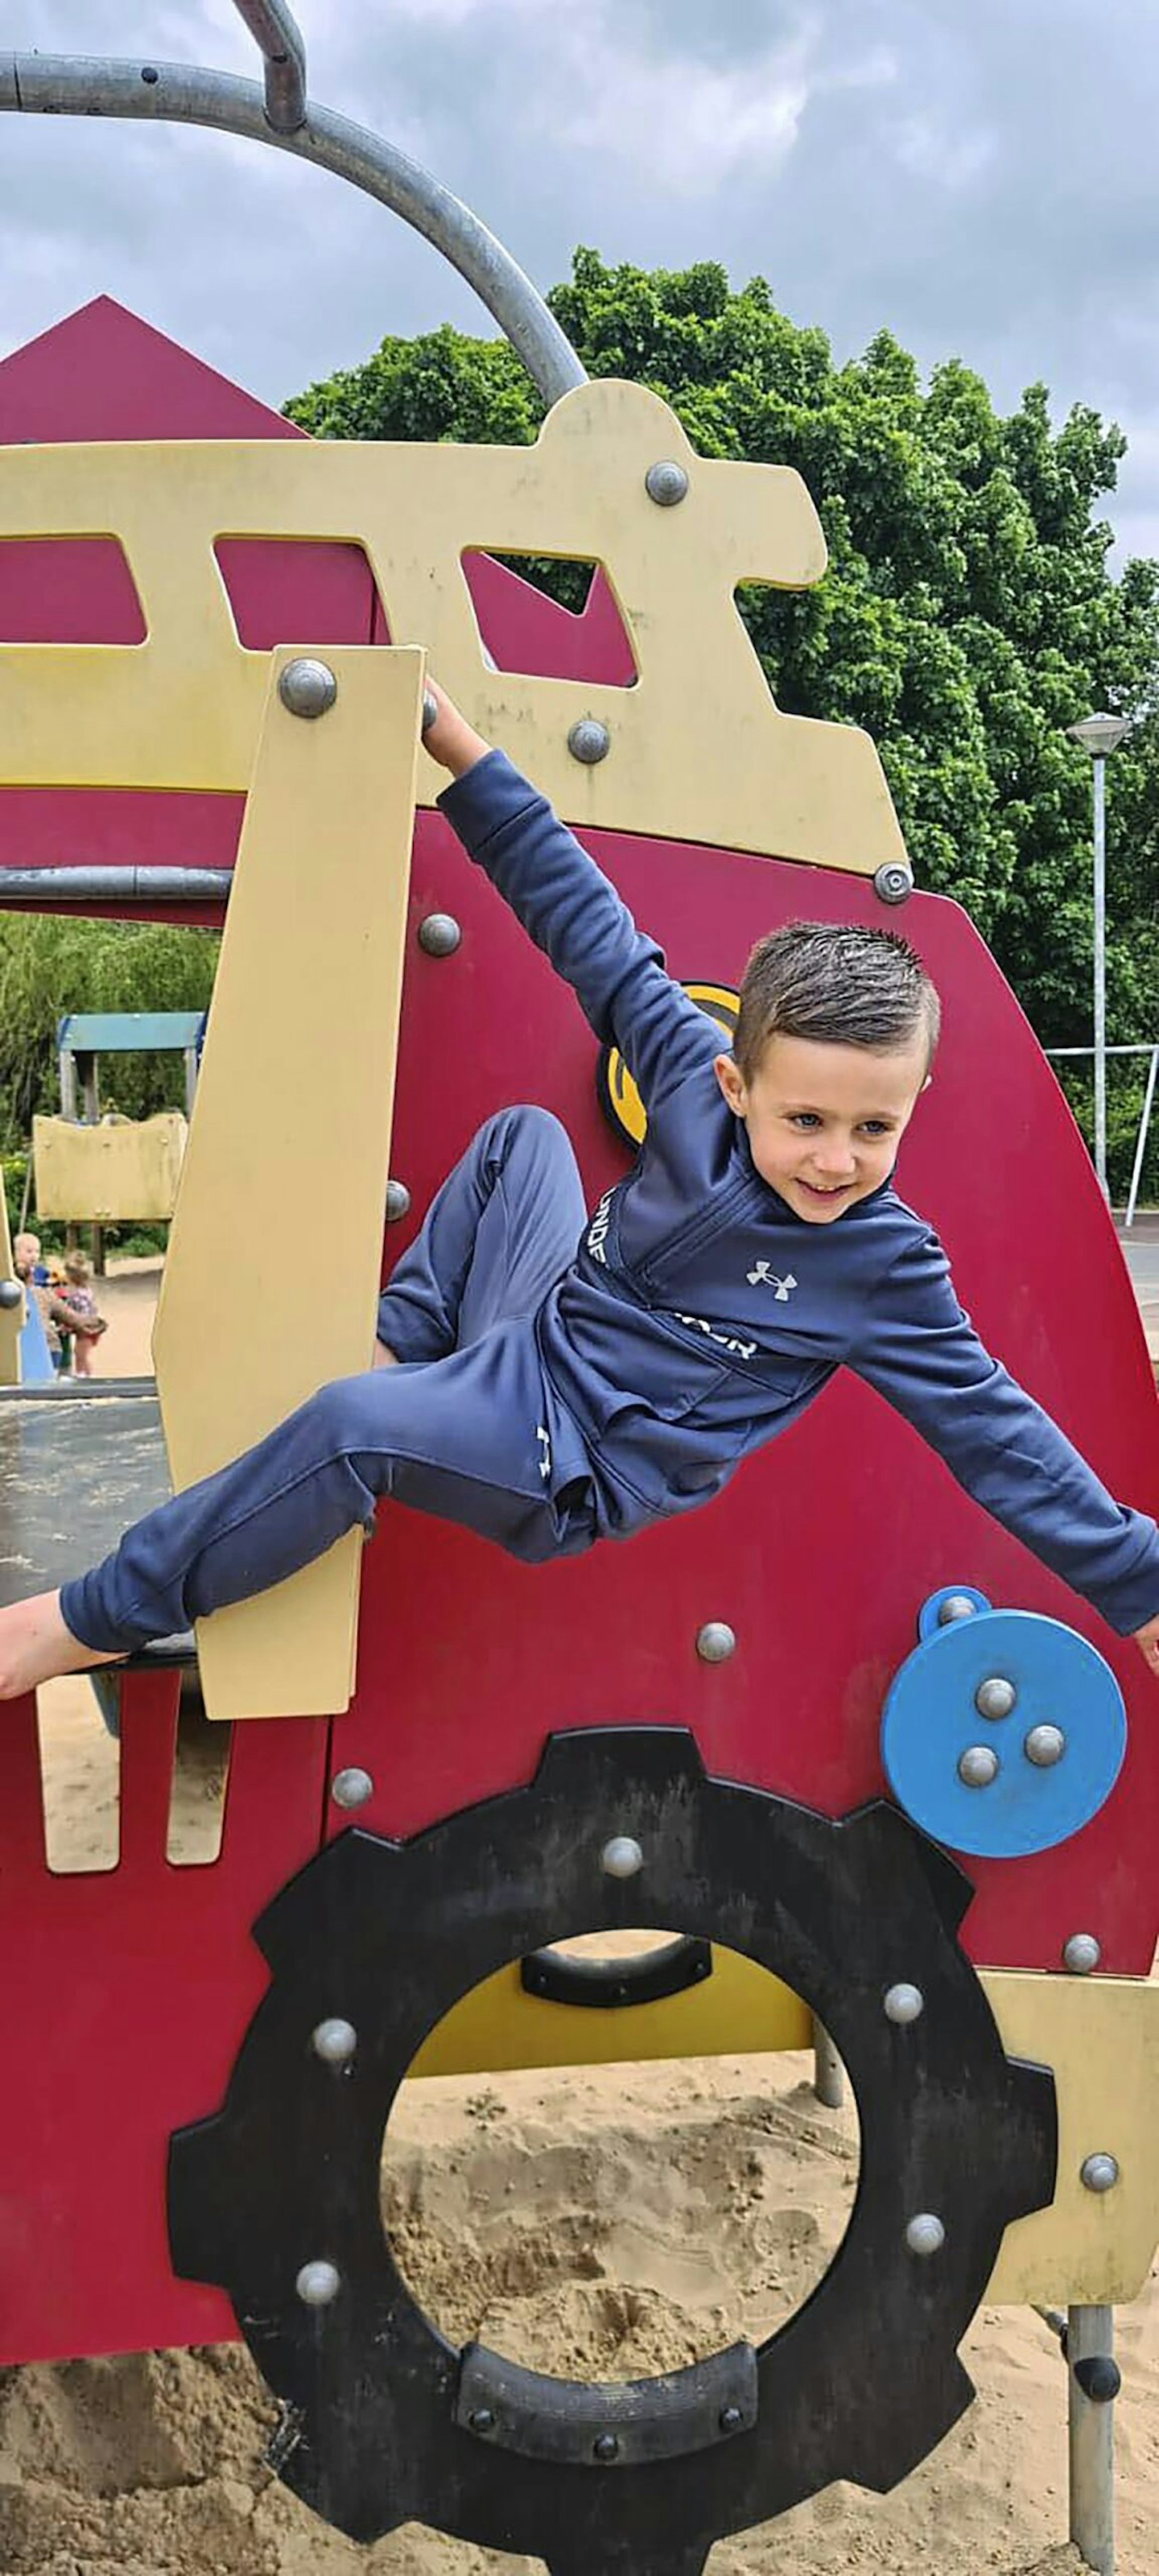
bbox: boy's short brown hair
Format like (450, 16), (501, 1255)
(733, 921), (941, 1084)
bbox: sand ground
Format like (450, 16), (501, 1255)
(2, 1260), (1156, 2576)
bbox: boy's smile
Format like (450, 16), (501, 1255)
(714, 1032), (930, 1224)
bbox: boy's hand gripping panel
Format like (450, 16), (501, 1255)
(152, 646), (424, 1720)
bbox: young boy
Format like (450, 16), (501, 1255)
(1, 682), (1157, 1698)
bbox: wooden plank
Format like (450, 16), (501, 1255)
(152, 645), (423, 1719)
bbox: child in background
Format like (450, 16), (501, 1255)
(12, 1232), (100, 1374)
(60, 1250), (107, 1377)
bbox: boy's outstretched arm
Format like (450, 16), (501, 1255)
(852, 1228), (1159, 1677)
(421, 683), (722, 1112)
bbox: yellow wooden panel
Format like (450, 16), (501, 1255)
(0, 382), (906, 873)
(982, 1971), (1159, 2306)
(0, 1183), (22, 1386)
(152, 645), (423, 1721)
(410, 1945), (812, 2079)
(32, 1113), (187, 1220)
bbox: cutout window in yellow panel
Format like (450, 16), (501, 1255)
(166, 1675), (232, 1868)
(0, 537), (146, 643)
(462, 551), (637, 684)
(36, 1675), (120, 1875)
(212, 538), (388, 650)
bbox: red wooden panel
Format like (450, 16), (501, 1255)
(213, 539), (383, 650)
(0, 538), (145, 642)
(0, 1673), (329, 2367)
(462, 551), (637, 683)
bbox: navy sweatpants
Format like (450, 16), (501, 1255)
(60, 1109), (592, 1652)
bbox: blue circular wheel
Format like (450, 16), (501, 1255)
(881, 1609), (1127, 1860)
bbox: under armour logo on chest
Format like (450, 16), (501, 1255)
(747, 1262), (798, 1301)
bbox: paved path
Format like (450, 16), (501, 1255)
(1118, 1216), (1159, 1368)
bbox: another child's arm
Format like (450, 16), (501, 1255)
(851, 1228), (1159, 1674)
(422, 683), (722, 1110)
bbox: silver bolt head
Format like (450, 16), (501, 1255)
(905, 2213), (945, 2256)
(1081, 2153), (1120, 2194)
(1025, 1724), (1066, 1768)
(0, 1279), (22, 1309)
(418, 912), (462, 957)
(421, 687), (439, 733)
(938, 1594), (978, 1625)
(959, 1744), (999, 1788)
(385, 1179), (411, 1222)
(311, 2017), (357, 2065)
(975, 1675), (1017, 1721)
(645, 460), (689, 506)
(295, 2259), (340, 2306)
(873, 861), (914, 908)
(1063, 1932), (1101, 1975)
(331, 1765), (373, 1811)
(567, 717), (611, 766)
(278, 657), (338, 719)
(884, 1982), (925, 2025)
(696, 1621), (736, 1664)
(601, 1835), (644, 1879)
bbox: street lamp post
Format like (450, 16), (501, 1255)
(1067, 712), (1129, 1203)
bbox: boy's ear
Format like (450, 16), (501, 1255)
(714, 1053), (747, 1117)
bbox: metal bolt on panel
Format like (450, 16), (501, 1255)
(278, 657), (337, 718)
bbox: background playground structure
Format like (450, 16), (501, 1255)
(1, 11), (1159, 2576)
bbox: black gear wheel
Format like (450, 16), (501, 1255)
(168, 1728), (1056, 2576)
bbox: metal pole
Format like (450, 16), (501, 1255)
(811, 2017), (844, 2109)
(58, 1046), (77, 1121)
(1124, 1043), (1158, 1230)
(0, 54), (587, 411)
(0, 867), (231, 906)
(231, 0), (306, 134)
(1068, 2304), (1116, 2575)
(78, 1051), (102, 1276)
(1092, 756), (1108, 1202)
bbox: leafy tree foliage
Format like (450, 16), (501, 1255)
(0, 914), (217, 1149)
(289, 253), (1159, 1191)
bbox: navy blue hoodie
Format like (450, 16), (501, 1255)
(439, 751), (1159, 1636)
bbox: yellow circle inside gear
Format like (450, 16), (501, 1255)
(598, 983), (740, 1148)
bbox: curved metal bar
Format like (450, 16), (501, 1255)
(0, 52), (587, 407)
(231, 0), (307, 134)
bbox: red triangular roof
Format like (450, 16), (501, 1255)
(0, 295), (303, 442)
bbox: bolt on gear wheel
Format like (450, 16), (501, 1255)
(168, 1728), (1057, 2573)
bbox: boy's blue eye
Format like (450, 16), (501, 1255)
(790, 1113), (820, 1129)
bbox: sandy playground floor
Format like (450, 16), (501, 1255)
(2, 1261), (1157, 2575)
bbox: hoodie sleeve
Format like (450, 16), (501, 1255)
(437, 750), (722, 1109)
(848, 1222), (1159, 1636)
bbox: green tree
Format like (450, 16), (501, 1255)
(287, 252), (1159, 1194)
(0, 915), (217, 1146)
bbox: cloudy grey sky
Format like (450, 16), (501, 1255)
(5, 1), (1159, 559)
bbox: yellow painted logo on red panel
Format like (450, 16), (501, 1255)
(596, 983), (740, 1148)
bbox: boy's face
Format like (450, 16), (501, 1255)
(714, 1032), (930, 1224)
